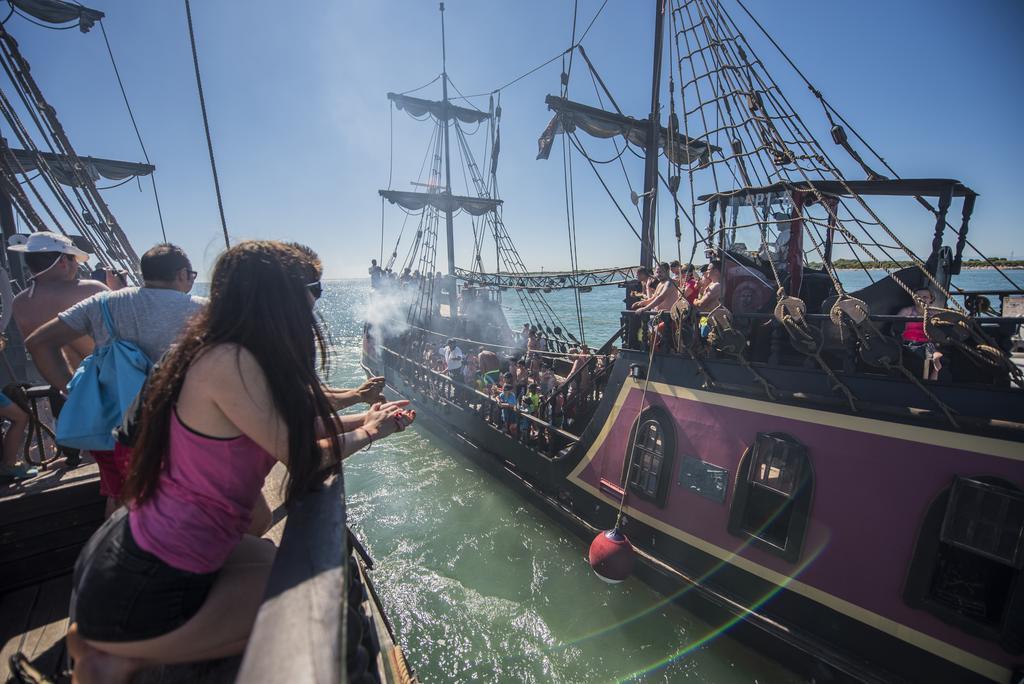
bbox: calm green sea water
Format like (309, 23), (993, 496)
(319, 270), (1021, 684)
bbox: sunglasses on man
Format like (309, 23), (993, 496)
(306, 281), (323, 299)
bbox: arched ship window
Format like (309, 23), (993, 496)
(728, 433), (813, 563)
(904, 476), (1024, 654)
(622, 408), (675, 507)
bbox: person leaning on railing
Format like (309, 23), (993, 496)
(66, 241), (415, 684)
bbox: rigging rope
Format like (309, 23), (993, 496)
(99, 20), (167, 242)
(448, 46), (572, 103)
(184, 0), (230, 250)
(398, 73), (441, 96)
(0, 33), (137, 271)
(561, 128), (585, 343)
(612, 340), (659, 530)
(730, 0), (1019, 293)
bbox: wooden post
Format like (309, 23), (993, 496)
(930, 184), (953, 257)
(0, 183), (27, 383)
(639, 0), (667, 269)
(952, 193), (975, 275)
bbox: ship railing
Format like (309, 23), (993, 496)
(380, 345), (581, 455)
(238, 471), (416, 683)
(620, 308), (1024, 372)
(534, 324), (622, 427)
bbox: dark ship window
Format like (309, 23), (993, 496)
(622, 408), (675, 506)
(904, 476), (1024, 653)
(941, 477), (1024, 569)
(728, 433), (813, 563)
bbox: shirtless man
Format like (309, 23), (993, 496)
(694, 261), (723, 339)
(628, 267), (652, 303)
(9, 232), (107, 371)
(478, 348), (501, 386)
(631, 262), (680, 314)
(569, 344), (594, 398)
(694, 261), (722, 312)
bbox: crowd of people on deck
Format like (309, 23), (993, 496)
(1, 234), (414, 683)
(628, 259), (721, 317)
(368, 258), (447, 293)
(624, 256), (945, 378)
(417, 326), (611, 451)
(625, 259), (723, 349)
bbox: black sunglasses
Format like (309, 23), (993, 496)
(306, 281), (323, 299)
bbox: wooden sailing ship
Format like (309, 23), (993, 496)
(364, 2), (1024, 682)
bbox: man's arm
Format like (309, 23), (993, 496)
(326, 376), (385, 410)
(25, 319), (84, 393)
(631, 283), (661, 311)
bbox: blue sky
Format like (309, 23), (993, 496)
(7, 0), (1023, 277)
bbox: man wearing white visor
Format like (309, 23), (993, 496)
(9, 231), (108, 370)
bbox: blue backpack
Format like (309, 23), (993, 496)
(56, 297), (153, 451)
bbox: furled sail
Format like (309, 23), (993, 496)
(387, 93), (491, 125)
(10, 0), (103, 31)
(379, 190), (501, 216)
(539, 95), (718, 165)
(4, 148), (154, 186)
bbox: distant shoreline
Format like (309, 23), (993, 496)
(340, 265), (1024, 279)
(829, 265), (1023, 272)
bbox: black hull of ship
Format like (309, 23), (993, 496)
(363, 343), (1023, 684)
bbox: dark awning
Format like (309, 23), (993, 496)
(699, 178), (977, 203)
(10, 0), (103, 31)
(4, 148), (154, 187)
(543, 95), (718, 166)
(387, 93), (491, 125)
(379, 190), (501, 216)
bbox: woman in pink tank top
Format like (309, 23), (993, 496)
(68, 241), (415, 683)
(897, 287), (944, 380)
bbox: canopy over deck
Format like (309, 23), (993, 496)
(699, 178), (977, 204)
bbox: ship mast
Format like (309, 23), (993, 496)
(439, 2), (457, 317)
(639, 0), (667, 269)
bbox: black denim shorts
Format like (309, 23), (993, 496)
(73, 509), (218, 642)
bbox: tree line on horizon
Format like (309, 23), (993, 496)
(809, 257), (1024, 270)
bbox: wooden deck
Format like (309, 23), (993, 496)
(0, 455), (102, 682)
(1, 575), (73, 683)
(0, 457), (104, 595)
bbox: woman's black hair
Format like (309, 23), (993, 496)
(124, 240), (340, 505)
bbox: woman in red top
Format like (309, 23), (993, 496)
(682, 263), (699, 304)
